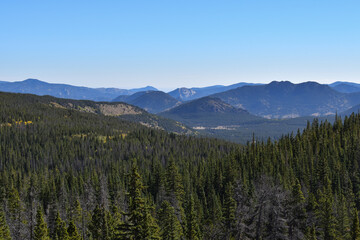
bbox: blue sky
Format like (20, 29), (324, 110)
(1, 0), (359, 90)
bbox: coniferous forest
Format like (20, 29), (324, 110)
(1, 92), (360, 240)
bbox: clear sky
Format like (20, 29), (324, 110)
(1, 0), (360, 90)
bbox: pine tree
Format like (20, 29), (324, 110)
(7, 186), (24, 239)
(34, 207), (50, 240)
(165, 158), (185, 204)
(185, 195), (200, 240)
(53, 211), (68, 240)
(0, 207), (11, 240)
(108, 206), (123, 239)
(158, 200), (183, 240)
(306, 225), (317, 240)
(116, 163), (160, 239)
(222, 182), (236, 238)
(67, 219), (82, 240)
(141, 205), (161, 240)
(351, 209), (360, 240)
(88, 205), (110, 240)
(316, 178), (336, 240)
(288, 179), (306, 240)
(336, 194), (350, 240)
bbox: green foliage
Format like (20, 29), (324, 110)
(67, 219), (82, 240)
(185, 195), (201, 240)
(34, 207), (50, 240)
(54, 211), (69, 240)
(0, 207), (11, 240)
(89, 205), (110, 240)
(222, 182), (236, 237)
(351, 209), (360, 240)
(158, 200), (183, 240)
(1, 92), (360, 239)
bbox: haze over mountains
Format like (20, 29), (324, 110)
(1, 78), (360, 142)
(113, 91), (181, 113)
(1, 79), (360, 119)
(0, 79), (158, 101)
(213, 81), (360, 118)
(168, 82), (262, 101)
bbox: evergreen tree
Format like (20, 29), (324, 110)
(88, 205), (110, 240)
(0, 207), (11, 240)
(108, 206), (123, 239)
(67, 219), (82, 240)
(7, 186), (24, 239)
(53, 211), (68, 240)
(34, 207), (50, 240)
(351, 209), (360, 240)
(316, 179), (337, 240)
(222, 182), (236, 238)
(287, 179), (306, 240)
(185, 195), (200, 240)
(306, 225), (317, 240)
(165, 158), (185, 204)
(141, 205), (161, 240)
(158, 200), (183, 240)
(117, 163), (160, 239)
(336, 194), (350, 239)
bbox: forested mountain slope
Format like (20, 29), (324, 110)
(113, 91), (181, 113)
(1, 92), (360, 239)
(0, 92), (193, 135)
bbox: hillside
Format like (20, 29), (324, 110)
(0, 79), (157, 101)
(159, 96), (334, 143)
(0, 92), (193, 134)
(213, 81), (360, 118)
(160, 96), (261, 127)
(2, 89), (360, 239)
(113, 91), (181, 113)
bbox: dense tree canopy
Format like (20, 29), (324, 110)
(1, 92), (360, 239)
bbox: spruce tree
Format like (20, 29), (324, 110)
(316, 178), (336, 240)
(34, 207), (50, 240)
(158, 200), (183, 240)
(351, 209), (360, 240)
(116, 163), (160, 239)
(67, 219), (82, 240)
(53, 211), (68, 240)
(306, 225), (317, 240)
(88, 205), (110, 240)
(7, 186), (24, 239)
(288, 179), (306, 240)
(222, 182), (236, 238)
(0, 207), (11, 240)
(185, 195), (200, 240)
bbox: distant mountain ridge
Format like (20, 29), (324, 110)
(0, 79), (157, 101)
(159, 96), (263, 127)
(113, 91), (181, 113)
(212, 81), (360, 118)
(168, 82), (263, 101)
(329, 81), (360, 93)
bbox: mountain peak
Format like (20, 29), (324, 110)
(22, 78), (46, 84)
(165, 96), (247, 115)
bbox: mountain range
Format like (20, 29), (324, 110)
(0, 79), (157, 101)
(329, 81), (360, 93)
(213, 81), (360, 118)
(112, 91), (181, 113)
(168, 82), (263, 101)
(2, 78), (360, 142)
